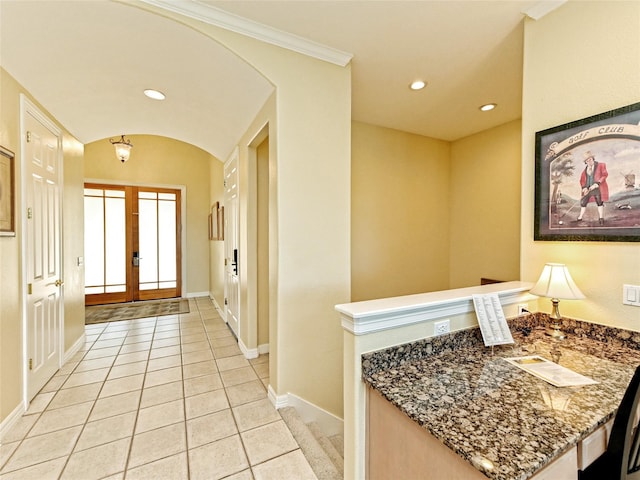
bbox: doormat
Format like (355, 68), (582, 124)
(85, 299), (190, 325)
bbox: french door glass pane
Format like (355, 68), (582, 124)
(139, 196), (158, 284)
(84, 188), (126, 294)
(84, 196), (104, 288)
(138, 191), (178, 291)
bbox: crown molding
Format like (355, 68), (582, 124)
(139, 0), (353, 67)
(522, 1), (567, 20)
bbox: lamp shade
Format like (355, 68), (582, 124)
(530, 263), (585, 300)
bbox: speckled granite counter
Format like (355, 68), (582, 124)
(363, 314), (640, 480)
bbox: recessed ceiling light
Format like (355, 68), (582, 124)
(410, 80), (427, 91)
(480, 103), (497, 112)
(144, 89), (166, 101)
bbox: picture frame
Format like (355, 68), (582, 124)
(534, 102), (640, 242)
(209, 202), (219, 240)
(0, 146), (16, 236)
(217, 204), (224, 241)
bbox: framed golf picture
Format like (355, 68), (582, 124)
(534, 102), (640, 242)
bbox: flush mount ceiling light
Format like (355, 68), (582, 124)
(479, 103), (497, 112)
(409, 80), (427, 91)
(109, 135), (133, 163)
(143, 89), (166, 100)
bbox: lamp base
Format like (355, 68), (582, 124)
(545, 298), (565, 340)
(545, 325), (565, 340)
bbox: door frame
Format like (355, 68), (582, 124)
(20, 95), (64, 407)
(85, 178), (188, 298)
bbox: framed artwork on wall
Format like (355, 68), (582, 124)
(209, 202), (219, 240)
(0, 146), (16, 236)
(534, 102), (640, 242)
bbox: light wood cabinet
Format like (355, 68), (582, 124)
(367, 387), (611, 480)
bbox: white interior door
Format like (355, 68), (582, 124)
(23, 98), (63, 401)
(224, 149), (240, 337)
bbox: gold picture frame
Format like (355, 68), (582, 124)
(209, 201), (224, 241)
(0, 146), (16, 236)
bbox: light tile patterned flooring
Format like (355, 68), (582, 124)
(0, 297), (317, 480)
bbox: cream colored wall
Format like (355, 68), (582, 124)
(134, 8), (353, 417)
(351, 122), (451, 301)
(0, 68), (85, 423)
(449, 119), (521, 288)
(84, 135), (217, 297)
(257, 136), (270, 347)
(209, 157), (225, 309)
(522, 1), (640, 329)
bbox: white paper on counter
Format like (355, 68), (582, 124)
(504, 355), (598, 387)
(472, 293), (514, 347)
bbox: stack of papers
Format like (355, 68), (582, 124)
(504, 355), (598, 387)
(472, 294), (514, 347)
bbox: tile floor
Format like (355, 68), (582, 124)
(0, 297), (318, 480)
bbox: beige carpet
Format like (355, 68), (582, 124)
(85, 298), (190, 325)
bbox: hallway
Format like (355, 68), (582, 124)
(0, 297), (317, 479)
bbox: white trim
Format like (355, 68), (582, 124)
(287, 393), (344, 438)
(336, 281), (535, 335)
(140, 0), (353, 67)
(522, 1), (567, 20)
(63, 333), (86, 364)
(268, 384), (289, 409)
(210, 294), (225, 320)
(258, 343), (270, 355)
(185, 291), (209, 298)
(0, 402), (26, 440)
(239, 338), (259, 359)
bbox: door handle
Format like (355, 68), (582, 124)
(232, 248), (238, 275)
(46, 279), (64, 287)
(133, 251), (141, 267)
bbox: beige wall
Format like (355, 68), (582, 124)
(137, 8), (354, 418)
(351, 120), (521, 301)
(209, 156), (225, 309)
(521, 1), (640, 329)
(351, 122), (451, 301)
(0, 68), (85, 422)
(84, 135), (217, 297)
(449, 119), (521, 288)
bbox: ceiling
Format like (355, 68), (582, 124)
(0, 0), (561, 161)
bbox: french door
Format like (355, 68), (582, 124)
(84, 183), (181, 306)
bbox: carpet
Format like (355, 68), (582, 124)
(85, 298), (190, 325)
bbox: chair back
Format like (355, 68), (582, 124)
(608, 365), (640, 479)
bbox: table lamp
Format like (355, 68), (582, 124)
(529, 263), (585, 340)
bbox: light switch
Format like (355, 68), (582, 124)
(623, 285), (640, 307)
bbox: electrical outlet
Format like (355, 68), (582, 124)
(517, 303), (529, 315)
(434, 319), (450, 336)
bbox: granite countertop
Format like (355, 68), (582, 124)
(362, 315), (640, 480)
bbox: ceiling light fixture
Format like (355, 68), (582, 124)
(143, 89), (166, 100)
(410, 80), (426, 91)
(480, 103), (497, 112)
(109, 135), (133, 163)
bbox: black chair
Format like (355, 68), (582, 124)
(579, 365), (640, 480)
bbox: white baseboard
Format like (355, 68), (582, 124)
(239, 339), (258, 359)
(210, 295), (225, 321)
(186, 291), (209, 298)
(239, 339), (270, 359)
(267, 387), (344, 438)
(0, 401), (25, 440)
(63, 333), (86, 365)
(287, 393), (344, 438)
(268, 384), (289, 409)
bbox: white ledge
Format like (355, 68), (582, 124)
(336, 281), (535, 335)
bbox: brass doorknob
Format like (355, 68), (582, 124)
(55, 279), (64, 287)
